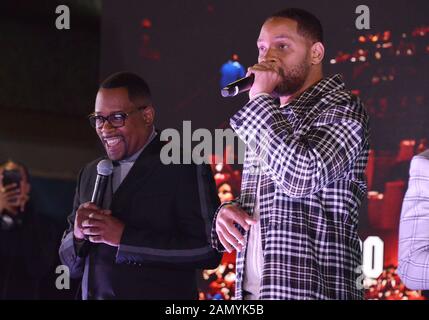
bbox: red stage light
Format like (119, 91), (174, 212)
(382, 31), (391, 41)
(141, 18), (152, 29)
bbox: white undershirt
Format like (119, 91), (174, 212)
(242, 172), (264, 300)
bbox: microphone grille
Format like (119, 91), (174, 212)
(97, 159), (114, 176)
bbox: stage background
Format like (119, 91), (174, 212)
(0, 0), (428, 299)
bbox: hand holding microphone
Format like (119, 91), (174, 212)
(74, 202), (103, 241)
(246, 61), (283, 100)
(221, 60), (283, 99)
(73, 159), (120, 242)
(80, 208), (125, 247)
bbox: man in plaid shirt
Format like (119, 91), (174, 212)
(211, 8), (370, 299)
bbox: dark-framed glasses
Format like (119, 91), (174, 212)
(88, 106), (148, 129)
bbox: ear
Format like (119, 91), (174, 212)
(310, 42), (325, 65)
(143, 106), (155, 125)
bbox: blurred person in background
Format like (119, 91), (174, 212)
(0, 160), (58, 299)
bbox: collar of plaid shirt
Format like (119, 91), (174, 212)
(280, 74), (345, 117)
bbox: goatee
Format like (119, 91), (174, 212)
(274, 61), (310, 97)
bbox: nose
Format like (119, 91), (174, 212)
(99, 119), (115, 132)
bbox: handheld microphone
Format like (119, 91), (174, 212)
(91, 159), (114, 207)
(221, 74), (254, 98)
(80, 159), (113, 245)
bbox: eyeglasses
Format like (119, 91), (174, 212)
(88, 106), (148, 129)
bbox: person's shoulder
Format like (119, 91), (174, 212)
(409, 150), (429, 175)
(412, 149), (429, 165)
(319, 88), (367, 124)
(414, 149), (429, 160)
(318, 76), (358, 105)
(322, 87), (362, 108)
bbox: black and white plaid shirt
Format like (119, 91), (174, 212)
(211, 74), (370, 299)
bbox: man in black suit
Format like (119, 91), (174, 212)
(59, 72), (221, 299)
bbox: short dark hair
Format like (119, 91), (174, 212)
(267, 8), (323, 43)
(100, 72), (152, 105)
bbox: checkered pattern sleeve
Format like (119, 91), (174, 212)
(398, 153), (429, 290)
(230, 94), (368, 198)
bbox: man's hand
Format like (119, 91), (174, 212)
(0, 181), (21, 216)
(74, 202), (103, 240)
(81, 210), (125, 247)
(215, 204), (256, 253)
(247, 61), (282, 100)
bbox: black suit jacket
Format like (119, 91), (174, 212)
(59, 136), (221, 299)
